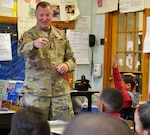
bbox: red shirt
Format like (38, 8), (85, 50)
(113, 67), (132, 108)
(106, 112), (124, 120)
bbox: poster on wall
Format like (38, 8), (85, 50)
(96, 0), (118, 14)
(145, 0), (150, 8)
(119, 0), (144, 13)
(0, 33), (12, 61)
(66, 30), (89, 64)
(0, 0), (17, 17)
(18, 0), (80, 38)
(143, 17), (150, 53)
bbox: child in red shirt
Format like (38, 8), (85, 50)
(112, 53), (141, 119)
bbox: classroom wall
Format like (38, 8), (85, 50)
(76, 1), (150, 94)
(0, 0), (104, 92)
(75, 0), (105, 91)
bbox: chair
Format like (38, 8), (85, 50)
(120, 108), (135, 130)
(120, 108), (135, 120)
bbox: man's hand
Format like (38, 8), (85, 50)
(56, 63), (68, 74)
(33, 38), (49, 48)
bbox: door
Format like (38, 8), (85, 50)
(103, 10), (150, 101)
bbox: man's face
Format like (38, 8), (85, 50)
(35, 6), (53, 30)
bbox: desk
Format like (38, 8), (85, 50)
(70, 90), (99, 112)
(48, 120), (68, 135)
(0, 110), (15, 135)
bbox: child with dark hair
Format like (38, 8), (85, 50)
(98, 87), (134, 133)
(98, 88), (124, 120)
(10, 106), (51, 135)
(122, 74), (135, 90)
(134, 103), (150, 135)
(112, 53), (141, 119)
(63, 113), (134, 135)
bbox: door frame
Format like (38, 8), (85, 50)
(103, 10), (150, 101)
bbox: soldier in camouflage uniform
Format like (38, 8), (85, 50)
(18, 1), (76, 121)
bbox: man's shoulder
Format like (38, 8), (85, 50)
(111, 116), (133, 134)
(23, 26), (37, 35)
(51, 25), (66, 37)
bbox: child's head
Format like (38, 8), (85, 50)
(134, 103), (150, 135)
(98, 88), (124, 113)
(63, 113), (133, 135)
(122, 74), (135, 91)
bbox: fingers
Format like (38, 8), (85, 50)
(42, 38), (49, 44)
(56, 63), (68, 74)
(33, 38), (49, 48)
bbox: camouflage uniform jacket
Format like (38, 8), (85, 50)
(18, 25), (76, 97)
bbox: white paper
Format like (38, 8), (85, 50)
(126, 41), (133, 51)
(2, 0), (13, 9)
(96, 0), (118, 14)
(76, 16), (91, 33)
(0, 0), (17, 17)
(143, 17), (150, 53)
(48, 120), (67, 134)
(135, 61), (140, 69)
(126, 53), (133, 69)
(145, 0), (150, 8)
(118, 59), (123, 67)
(51, 127), (65, 134)
(66, 30), (89, 64)
(0, 110), (16, 114)
(119, 0), (144, 13)
(0, 33), (12, 61)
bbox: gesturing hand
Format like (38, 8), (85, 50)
(33, 38), (49, 48)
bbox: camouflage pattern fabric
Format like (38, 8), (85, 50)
(21, 93), (50, 119)
(18, 25), (76, 97)
(22, 93), (74, 121)
(50, 93), (74, 121)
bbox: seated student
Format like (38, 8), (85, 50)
(10, 106), (51, 135)
(98, 88), (134, 132)
(98, 87), (124, 120)
(112, 53), (141, 119)
(134, 103), (150, 135)
(62, 113), (134, 135)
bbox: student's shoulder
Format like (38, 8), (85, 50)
(112, 117), (134, 134)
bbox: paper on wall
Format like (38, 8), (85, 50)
(119, 0), (144, 13)
(66, 30), (89, 64)
(143, 17), (150, 53)
(0, 33), (12, 61)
